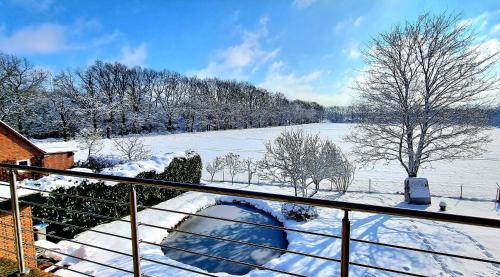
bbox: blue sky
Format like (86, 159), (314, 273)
(1, 0), (499, 105)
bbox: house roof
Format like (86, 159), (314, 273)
(0, 120), (47, 155)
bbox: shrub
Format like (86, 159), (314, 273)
(281, 203), (318, 222)
(76, 155), (124, 172)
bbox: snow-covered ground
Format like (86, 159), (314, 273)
(51, 182), (499, 277)
(35, 123), (500, 200)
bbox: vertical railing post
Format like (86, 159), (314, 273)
(340, 209), (350, 277)
(9, 170), (29, 275)
(129, 185), (141, 277)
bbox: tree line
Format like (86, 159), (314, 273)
(0, 53), (325, 140)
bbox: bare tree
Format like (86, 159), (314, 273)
(330, 154), (355, 193)
(240, 158), (258, 185)
(224, 152), (242, 184)
(347, 13), (498, 178)
(304, 134), (329, 194)
(260, 129), (308, 196)
(78, 128), (104, 159)
(112, 136), (151, 161)
(205, 156), (225, 182)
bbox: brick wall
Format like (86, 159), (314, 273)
(42, 152), (74, 170)
(0, 206), (37, 268)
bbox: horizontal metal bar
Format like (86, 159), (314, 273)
(351, 237), (500, 265)
(32, 230), (133, 258)
(35, 244), (135, 275)
(350, 261), (427, 277)
(139, 221), (341, 263)
(46, 263), (95, 277)
(16, 185), (341, 240)
(1, 242), (95, 277)
(0, 222), (132, 260)
(29, 215), (132, 241)
(18, 186), (129, 206)
(140, 256), (217, 277)
(2, 163), (498, 228)
(141, 204), (341, 240)
(141, 239), (305, 277)
(19, 199), (130, 224)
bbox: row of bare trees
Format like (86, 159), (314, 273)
(206, 129), (355, 197)
(0, 55), (325, 140)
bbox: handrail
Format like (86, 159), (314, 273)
(2, 163), (499, 228)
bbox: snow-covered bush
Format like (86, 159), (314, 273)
(281, 203), (318, 222)
(77, 155), (124, 172)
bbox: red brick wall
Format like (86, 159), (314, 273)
(0, 206), (37, 268)
(42, 152), (74, 170)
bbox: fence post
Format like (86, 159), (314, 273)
(9, 170), (29, 275)
(129, 185), (141, 277)
(340, 209), (350, 277)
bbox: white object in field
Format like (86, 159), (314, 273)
(439, 201), (447, 211)
(404, 177), (431, 204)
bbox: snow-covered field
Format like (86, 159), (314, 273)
(50, 182), (499, 277)
(35, 123), (500, 200)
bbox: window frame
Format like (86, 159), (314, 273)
(16, 159), (31, 172)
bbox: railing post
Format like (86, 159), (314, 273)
(340, 209), (350, 277)
(9, 170), (29, 275)
(129, 185), (141, 277)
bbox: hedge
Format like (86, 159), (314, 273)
(26, 152), (202, 239)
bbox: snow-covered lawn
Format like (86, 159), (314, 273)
(34, 123), (500, 200)
(52, 182), (499, 277)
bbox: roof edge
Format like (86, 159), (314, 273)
(0, 120), (47, 155)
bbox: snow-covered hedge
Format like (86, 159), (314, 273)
(281, 203), (318, 222)
(27, 151), (202, 238)
(77, 155), (125, 172)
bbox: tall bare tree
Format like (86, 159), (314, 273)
(347, 13), (498, 177)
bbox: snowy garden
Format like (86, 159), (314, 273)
(13, 122), (495, 276)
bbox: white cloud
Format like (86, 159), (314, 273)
(0, 20), (121, 55)
(353, 16), (363, 27)
(0, 23), (66, 54)
(193, 17), (279, 79)
(491, 24), (500, 33)
(118, 43), (148, 67)
(334, 16), (364, 32)
(260, 61), (355, 106)
(292, 0), (317, 9)
(458, 12), (489, 30)
(342, 42), (361, 60)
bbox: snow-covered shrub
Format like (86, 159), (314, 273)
(281, 203), (318, 222)
(77, 155), (125, 172)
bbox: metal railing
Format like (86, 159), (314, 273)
(0, 163), (499, 277)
